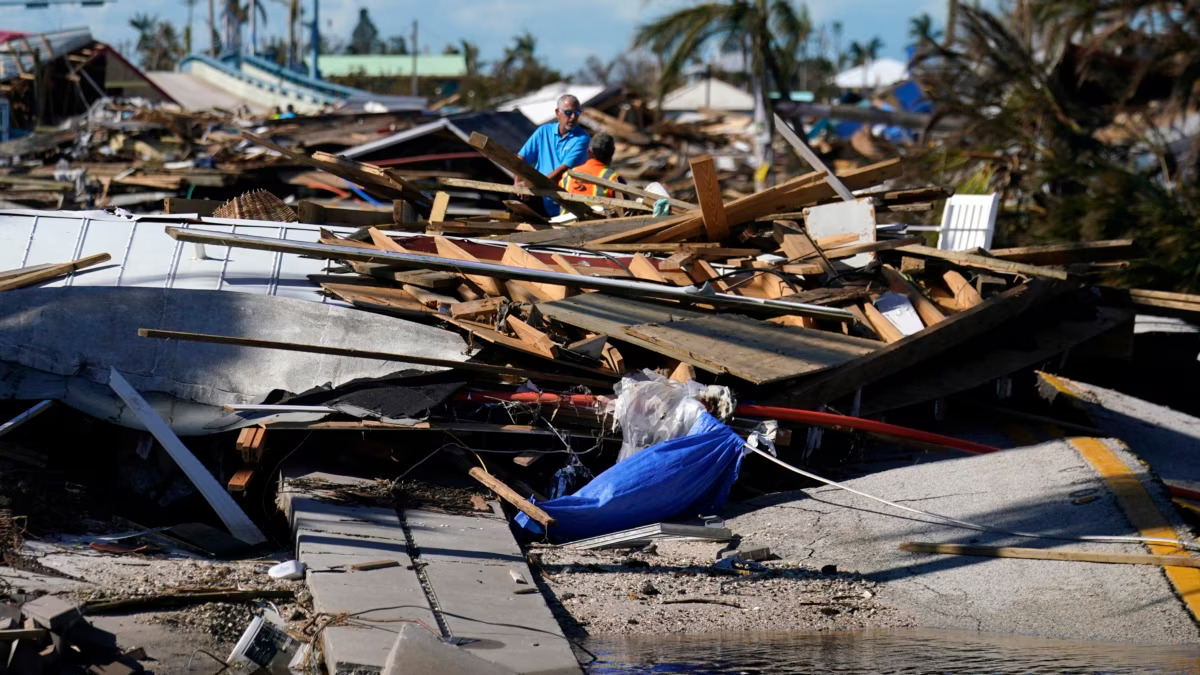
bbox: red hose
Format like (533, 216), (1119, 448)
(451, 392), (1003, 455)
(735, 404), (1000, 455)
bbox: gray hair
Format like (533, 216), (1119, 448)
(557, 94), (580, 110)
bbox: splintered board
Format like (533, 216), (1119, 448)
(624, 314), (879, 384)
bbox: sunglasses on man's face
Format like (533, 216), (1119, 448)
(559, 109), (581, 117)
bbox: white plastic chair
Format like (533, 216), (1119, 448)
(906, 193), (1000, 251)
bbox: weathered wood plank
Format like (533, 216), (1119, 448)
(771, 279), (1071, 408)
(690, 155), (730, 241)
(988, 239), (1138, 266)
(467, 132), (595, 220)
(896, 244), (1070, 280)
(624, 314), (879, 384)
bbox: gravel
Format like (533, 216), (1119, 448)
(529, 540), (912, 637)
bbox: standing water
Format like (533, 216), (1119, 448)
(582, 629), (1200, 673)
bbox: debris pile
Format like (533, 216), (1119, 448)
(0, 101), (1188, 673)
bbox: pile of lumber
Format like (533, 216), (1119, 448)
(158, 122), (1156, 425)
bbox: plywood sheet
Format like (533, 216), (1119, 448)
(624, 314), (879, 384)
(537, 294), (713, 372)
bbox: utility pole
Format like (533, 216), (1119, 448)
(208, 0), (216, 57)
(308, 0), (319, 79)
(410, 19), (418, 96)
(249, 0), (256, 57)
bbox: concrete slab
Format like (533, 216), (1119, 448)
(405, 505), (580, 674)
(727, 437), (1200, 644)
(279, 472), (435, 675)
(1045, 375), (1200, 486)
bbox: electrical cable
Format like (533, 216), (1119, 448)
(747, 446), (1200, 552)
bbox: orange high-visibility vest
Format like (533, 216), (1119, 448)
(561, 159), (622, 197)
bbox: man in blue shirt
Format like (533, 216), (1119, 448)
(516, 94), (589, 216)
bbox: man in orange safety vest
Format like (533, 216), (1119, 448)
(560, 132), (626, 197)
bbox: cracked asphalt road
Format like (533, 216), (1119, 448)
(725, 436), (1200, 644)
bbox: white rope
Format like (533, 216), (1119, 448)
(748, 446), (1200, 552)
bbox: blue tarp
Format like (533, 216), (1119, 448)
(516, 412), (746, 542)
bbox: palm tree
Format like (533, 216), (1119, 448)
(909, 13), (941, 47)
(221, 0), (267, 56)
(181, 0), (199, 53)
(848, 36), (883, 88)
(270, 0), (300, 68)
(632, 0), (808, 186)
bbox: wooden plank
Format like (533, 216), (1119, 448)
(107, 369), (267, 545)
(136, 328), (612, 388)
(0, 253), (111, 292)
(624, 314), (879, 384)
(858, 306), (1130, 416)
(321, 281), (431, 315)
(943, 270), (984, 308)
(774, 112), (855, 201)
(234, 425), (266, 463)
(989, 239), (1138, 266)
(240, 131), (425, 205)
(538, 294), (714, 372)
(0, 400), (52, 439)
(582, 244), (760, 257)
(505, 215), (675, 246)
(0, 263), (55, 282)
(439, 177), (652, 212)
(501, 244), (571, 301)
(468, 467), (555, 528)
(433, 236), (506, 296)
(899, 542), (1200, 569)
(627, 253), (668, 283)
(781, 286), (870, 307)
(297, 201), (393, 227)
(466, 132), (595, 220)
(880, 264), (945, 327)
(512, 451), (543, 467)
(897, 244), (1070, 280)
(227, 468), (255, 493)
(860, 302), (904, 343)
(689, 155), (730, 241)
(567, 170), (696, 211)
(310, 151), (428, 203)
(643, 159), (903, 244)
(165, 197), (221, 216)
(771, 279), (1069, 409)
(505, 315), (558, 359)
(429, 191), (451, 223)
(450, 297), (505, 320)
(822, 236), (923, 260)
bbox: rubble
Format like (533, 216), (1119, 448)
(0, 34), (1197, 672)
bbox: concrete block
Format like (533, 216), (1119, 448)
(21, 595), (80, 632)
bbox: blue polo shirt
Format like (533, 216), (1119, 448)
(518, 122), (589, 216)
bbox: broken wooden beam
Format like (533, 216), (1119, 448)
(107, 369), (267, 546)
(468, 467), (556, 528)
(895, 244), (1070, 280)
(136, 328), (613, 388)
(689, 155), (730, 241)
(0, 253), (111, 292)
(466, 132), (596, 220)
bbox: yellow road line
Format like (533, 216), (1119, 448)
(1068, 435), (1200, 620)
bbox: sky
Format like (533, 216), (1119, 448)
(2, 0), (948, 73)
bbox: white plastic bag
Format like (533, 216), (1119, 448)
(606, 369), (734, 462)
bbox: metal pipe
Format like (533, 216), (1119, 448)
(163, 227), (855, 320)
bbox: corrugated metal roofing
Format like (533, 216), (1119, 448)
(0, 28), (93, 83)
(0, 210), (355, 304)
